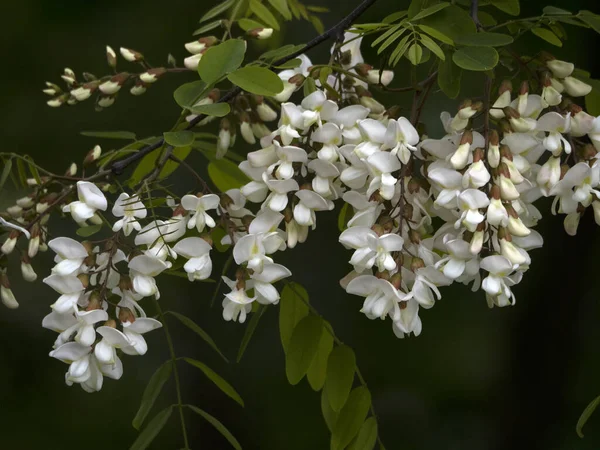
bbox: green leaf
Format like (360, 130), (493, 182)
(310, 15), (325, 34)
(411, 2), (450, 21)
(577, 395), (600, 437)
(273, 58), (302, 69)
(210, 227), (231, 252)
(418, 24), (454, 45)
(200, 0), (235, 23)
(455, 31), (513, 47)
(408, 0), (438, 19)
(388, 35), (411, 66)
(268, 0), (292, 20)
(227, 67), (284, 96)
(452, 46), (498, 71)
(15, 159), (27, 186)
(80, 130), (137, 140)
(237, 304), (267, 363)
(187, 405), (242, 450)
(168, 311), (229, 362)
(207, 158), (250, 192)
(76, 225), (102, 237)
(193, 20), (223, 36)
(478, 11), (497, 26)
(260, 44), (306, 62)
(130, 407), (173, 450)
(376, 27), (407, 54)
(250, 0), (280, 30)
(419, 5), (476, 42)
(132, 361), (173, 430)
(321, 387), (339, 432)
(306, 322), (334, 391)
(279, 282), (309, 353)
(586, 88), (600, 116)
(348, 417), (378, 450)
(331, 387), (372, 450)
(0, 159), (12, 191)
(372, 23), (402, 48)
(238, 18), (265, 31)
(337, 203), (352, 232)
(183, 358), (244, 406)
(543, 6), (571, 15)
(491, 0), (520, 16)
(407, 43), (423, 65)
(190, 102), (231, 117)
(579, 11), (600, 34)
(173, 80), (208, 109)
(419, 33), (445, 60)
(198, 39), (246, 85)
(531, 27), (562, 47)
(307, 5), (329, 13)
(163, 131), (194, 147)
(129, 149), (160, 188)
(325, 345), (356, 412)
(159, 146), (192, 179)
(285, 315), (323, 385)
(438, 50), (461, 98)
(383, 11), (407, 23)
(303, 76), (317, 97)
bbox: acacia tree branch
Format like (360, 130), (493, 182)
(110, 0), (378, 176)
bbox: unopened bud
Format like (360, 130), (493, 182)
(119, 307), (136, 324)
(390, 273), (403, 289)
(120, 47), (143, 62)
(106, 45), (117, 68)
(248, 27), (274, 39)
(1, 231), (19, 255)
(21, 256), (37, 282)
(410, 257), (425, 272)
(84, 145), (102, 166)
(77, 273), (89, 289)
(104, 319), (117, 328)
(460, 130), (473, 146)
(140, 67), (166, 84)
(499, 80), (513, 96)
(65, 162), (77, 176)
(0, 273), (18, 309)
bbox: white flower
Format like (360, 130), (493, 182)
(48, 237), (88, 276)
(435, 239), (479, 280)
(172, 237), (213, 281)
(392, 299), (422, 338)
(300, 90), (338, 128)
(42, 308), (108, 348)
(312, 123), (343, 162)
(346, 275), (410, 321)
(221, 276), (255, 323)
(121, 318), (162, 356)
(250, 263), (291, 305)
(480, 255), (520, 307)
(343, 191), (384, 228)
(43, 274), (85, 314)
(94, 326), (132, 365)
(112, 193), (147, 236)
(456, 189), (490, 232)
(181, 193), (220, 232)
(233, 211), (285, 273)
(49, 342), (93, 386)
(63, 181), (107, 224)
(339, 227), (404, 272)
(271, 144), (307, 180)
(546, 59), (574, 78)
(366, 152), (401, 200)
(128, 255), (170, 298)
(384, 117), (419, 164)
(293, 190), (330, 227)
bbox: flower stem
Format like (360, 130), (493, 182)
(154, 298), (190, 449)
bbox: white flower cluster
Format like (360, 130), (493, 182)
(222, 49), (600, 339)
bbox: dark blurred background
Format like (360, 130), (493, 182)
(2, 0), (600, 449)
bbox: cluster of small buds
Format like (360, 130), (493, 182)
(43, 44), (186, 109)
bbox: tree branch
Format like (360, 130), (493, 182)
(109, 0), (378, 176)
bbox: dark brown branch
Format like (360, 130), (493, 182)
(110, 0), (378, 176)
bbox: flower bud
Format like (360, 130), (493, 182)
(410, 257), (425, 272)
(140, 67), (167, 84)
(546, 59), (574, 79)
(390, 272), (403, 290)
(239, 114), (256, 145)
(217, 118), (232, 159)
(84, 145), (102, 166)
(47, 95), (68, 108)
(184, 53), (203, 70)
(21, 256), (37, 282)
(0, 273), (18, 309)
(185, 36), (218, 54)
(248, 28), (273, 39)
(359, 96), (385, 114)
(120, 47), (143, 62)
(256, 102), (277, 122)
(7, 205), (23, 218)
(119, 307), (136, 325)
(61, 68), (76, 86)
(499, 229), (527, 265)
(65, 162), (77, 177)
(77, 273), (89, 288)
(1, 230), (19, 255)
(562, 77), (592, 97)
(28, 225), (40, 258)
(130, 80), (148, 96)
(106, 45), (117, 68)
(366, 69), (394, 86)
(70, 83), (97, 102)
(469, 225), (484, 255)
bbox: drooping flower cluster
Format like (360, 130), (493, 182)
(3, 32), (600, 395)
